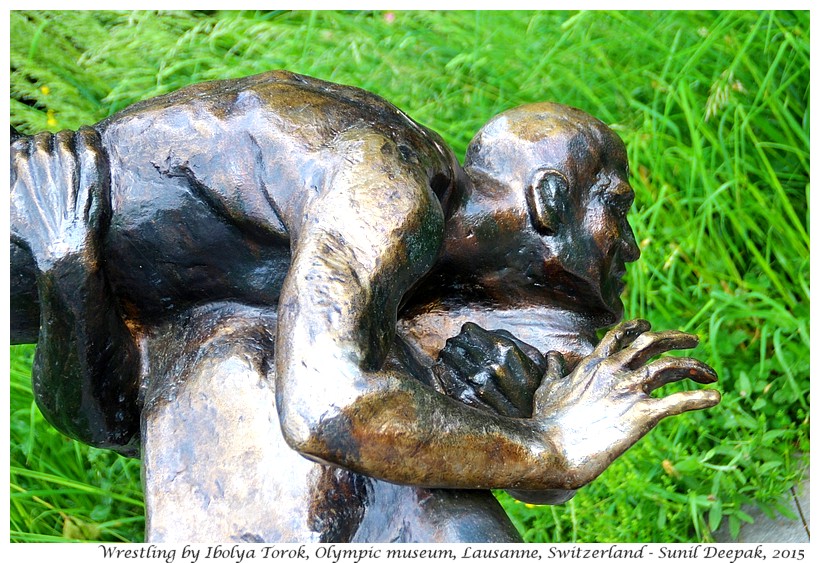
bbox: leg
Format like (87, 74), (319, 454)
(141, 302), (370, 542)
(353, 483), (521, 542)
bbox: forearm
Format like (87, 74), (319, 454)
(32, 255), (141, 455)
(278, 331), (571, 490)
(11, 128), (141, 455)
(276, 139), (570, 490)
(280, 315), (720, 493)
(10, 239), (40, 344)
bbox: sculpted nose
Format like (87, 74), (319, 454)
(621, 220), (640, 263)
(606, 177), (640, 263)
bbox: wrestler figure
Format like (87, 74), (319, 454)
(10, 71), (719, 541)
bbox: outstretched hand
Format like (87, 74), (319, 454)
(432, 318), (719, 500)
(533, 319), (720, 489)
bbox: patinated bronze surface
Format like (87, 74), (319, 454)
(10, 70), (720, 542)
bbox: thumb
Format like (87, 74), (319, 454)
(544, 351), (567, 382)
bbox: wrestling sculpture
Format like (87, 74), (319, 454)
(10, 70), (720, 542)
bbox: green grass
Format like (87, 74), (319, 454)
(9, 10), (809, 543)
(10, 345), (145, 542)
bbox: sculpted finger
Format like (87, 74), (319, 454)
(434, 349), (529, 417)
(491, 328), (517, 340)
(27, 133), (52, 202)
(32, 131), (77, 217)
(497, 344), (542, 396)
(533, 352), (567, 409)
(431, 362), (475, 404)
(593, 319), (651, 357)
(11, 136), (55, 245)
(10, 139), (32, 220)
(447, 362), (523, 417)
(438, 329), (484, 368)
(616, 330), (699, 369)
(11, 134), (32, 167)
(638, 357), (718, 394)
(492, 329), (547, 373)
(54, 130), (80, 212)
(474, 379), (526, 418)
(453, 323), (499, 362)
(75, 127), (109, 225)
(544, 351), (567, 382)
(644, 389), (722, 421)
(489, 370), (534, 416)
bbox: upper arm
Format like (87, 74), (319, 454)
(274, 133), (445, 444)
(279, 132), (445, 370)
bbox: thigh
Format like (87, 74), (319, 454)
(140, 302), (370, 542)
(353, 481), (522, 542)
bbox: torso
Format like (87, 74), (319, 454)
(95, 70), (461, 327)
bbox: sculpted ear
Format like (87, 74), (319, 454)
(526, 168), (568, 236)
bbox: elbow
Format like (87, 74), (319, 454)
(276, 376), (359, 465)
(278, 397), (319, 456)
(275, 333), (373, 465)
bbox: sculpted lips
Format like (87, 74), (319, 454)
(608, 258), (627, 295)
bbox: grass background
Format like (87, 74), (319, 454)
(9, 10), (809, 543)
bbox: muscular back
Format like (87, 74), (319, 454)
(94, 71), (462, 325)
(8, 71), (463, 450)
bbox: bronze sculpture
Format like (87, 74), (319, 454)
(10, 70), (720, 542)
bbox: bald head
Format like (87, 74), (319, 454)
(444, 102), (639, 327)
(464, 102), (628, 196)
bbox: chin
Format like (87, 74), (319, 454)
(596, 270), (628, 326)
(601, 302), (624, 327)
(585, 305), (622, 330)
(575, 284), (624, 329)
(526, 266), (625, 328)
(596, 285), (626, 327)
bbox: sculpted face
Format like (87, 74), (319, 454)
(448, 103), (640, 326)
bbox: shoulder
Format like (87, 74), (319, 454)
(94, 71), (442, 153)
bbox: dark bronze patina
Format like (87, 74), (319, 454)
(10, 71), (720, 542)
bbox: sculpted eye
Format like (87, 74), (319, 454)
(603, 190), (633, 217)
(593, 175), (613, 202)
(599, 177), (634, 216)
